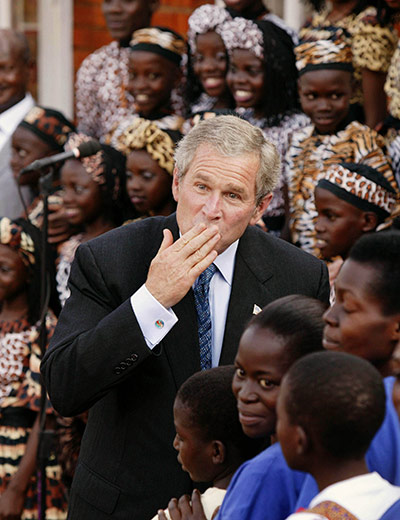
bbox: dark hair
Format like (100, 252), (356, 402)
(348, 231), (400, 315)
(98, 144), (129, 226)
(12, 218), (59, 324)
(247, 295), (327, 364)
(284, 351), (386, 459)
(255, 20), (300, 124)
(176, 366), (261, 459)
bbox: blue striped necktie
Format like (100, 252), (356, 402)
(193, 264), (217, 370)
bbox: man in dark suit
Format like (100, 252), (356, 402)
(41, 116), (329, 519)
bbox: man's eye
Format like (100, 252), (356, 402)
(228, 193), (238, 200)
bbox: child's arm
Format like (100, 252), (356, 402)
(361, 69), (388, 130)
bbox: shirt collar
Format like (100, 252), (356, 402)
(213, 240), (238, 287)
(0, 93), (35, 137)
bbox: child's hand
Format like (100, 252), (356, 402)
(157, 490), (207, 520)
(0, 485), (25, 519)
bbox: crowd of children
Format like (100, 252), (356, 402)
(2, 0), (400, 517)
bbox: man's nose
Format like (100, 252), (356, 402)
(202, 193), (222, 218)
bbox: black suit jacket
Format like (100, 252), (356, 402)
(42, 214), (329, 519)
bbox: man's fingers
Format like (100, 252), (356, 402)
(158, 229), (174, 254)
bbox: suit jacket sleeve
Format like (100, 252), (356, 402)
(41, 239), (155, 417)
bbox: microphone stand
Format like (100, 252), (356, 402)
(37, 167), (57, 520)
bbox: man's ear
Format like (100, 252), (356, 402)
(249, 193), (273, 226)
(211, 440), (226, 465)
(172, 167), (180, 202)
(361, 212), (379, 232)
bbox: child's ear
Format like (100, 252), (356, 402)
(211, 440), (226, 465)
(295, 425), (309, 456)
(361, 212), (378, 232)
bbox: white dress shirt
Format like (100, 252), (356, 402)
(0, 94), (34, 218)
(131, 240), (238, 367)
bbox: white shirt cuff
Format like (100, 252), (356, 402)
(130, 284), (178, 349)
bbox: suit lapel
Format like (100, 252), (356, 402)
(219, 227), (275, 365)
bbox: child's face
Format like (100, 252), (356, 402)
(128, 52), (179, 117)
(11, 127), (53, 187)
(0, 244), (28, 304)
(126, 149), (173, 216)
(227, 49), (265, 115)
(173, 399), (214, 483)
(323, 259), (400, 375)
(315, 187), (366, 260)
(102, 0), (156, 42)
(232, 326), (290, 439)
(193, 31), (228, 99)
(61, 159), (103, 226)
(298, 69), (353, 134)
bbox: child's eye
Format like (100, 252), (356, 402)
(148, 72), (160, 80)
(259, 378), (277, 389)
(306, 94), (316, 100)
(228, 65), (237, 74)
(331, 93), (340, 100)
(142, 171), (155, 181)
(193, 54), (203, 63)
(126, 171), (133, 179)
(248, 68), (263, 77)
(13, 147), (28, 159)
(216, 53), (227, 62)
(74, 185), (87, 195)
(0, 265), (11, 273)
(235, 367), (245, 378)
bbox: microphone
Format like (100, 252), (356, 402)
(19, 140), (102, 176)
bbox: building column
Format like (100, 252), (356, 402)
(0, 0), (12, 28)
(38, 0), (73, 118)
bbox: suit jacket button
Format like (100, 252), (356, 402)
(129, 354), (138, 362)
(114, 367), (122, 375)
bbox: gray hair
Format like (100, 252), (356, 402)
(174, 115), (281, 205)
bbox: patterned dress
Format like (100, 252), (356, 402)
(284, 121), (396, 255)
(0, 313), (67, 519)
(384, 41), (400, 187)
(300, 6), (398, 108)
(56, 234), (83, 308)
(235, 108), (311, 232)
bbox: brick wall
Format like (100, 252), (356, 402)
(73, 0), (209, 75)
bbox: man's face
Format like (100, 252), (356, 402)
(172, 144), (271, 254)
(102, 0), (158, 43)
(0, 37), (29, 114)
(323, 259), (400, 376)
